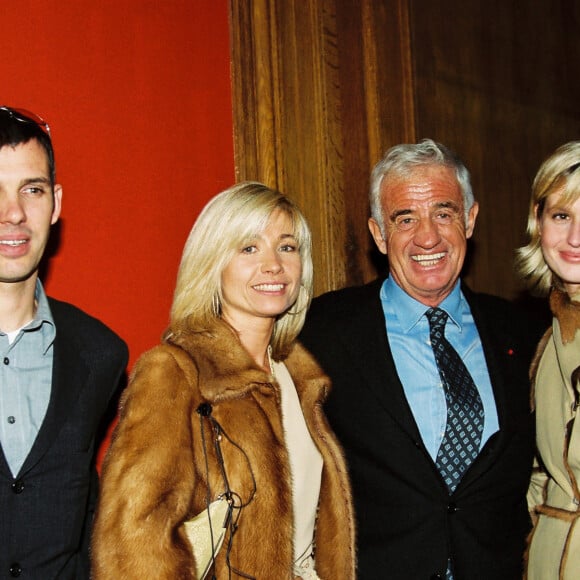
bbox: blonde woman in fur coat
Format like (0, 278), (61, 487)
(91, 183), (356, 579)
(516, 141), (580, 579)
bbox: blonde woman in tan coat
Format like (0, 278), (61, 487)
(516, 141), (580, 579)
(91, 183), (355, 579)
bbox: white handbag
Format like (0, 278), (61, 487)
(183, 496), (231, 580)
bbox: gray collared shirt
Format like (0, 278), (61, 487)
(0, 280), (55, 476)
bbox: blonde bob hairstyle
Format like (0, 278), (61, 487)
(169, 181), (313, 358)
(515, 141), (580, 295)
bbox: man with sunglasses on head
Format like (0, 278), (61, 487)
(0, 107), (128, 579)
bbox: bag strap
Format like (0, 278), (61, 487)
(196, 403), (257, 580)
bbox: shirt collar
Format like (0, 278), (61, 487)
(23, 280), (56, 354)
(381, 275), (463, 333)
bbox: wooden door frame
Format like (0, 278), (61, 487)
(229, 0), (415, 294)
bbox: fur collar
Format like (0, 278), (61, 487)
(550, 288), (580, 344)
(163, 318), (330, 404)
(530, 288), (580, 409)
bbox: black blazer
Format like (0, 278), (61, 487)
(0, 298), (128, 580)
(300, 279), (543, 580)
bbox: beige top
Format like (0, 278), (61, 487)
(272, 358), (323, 576)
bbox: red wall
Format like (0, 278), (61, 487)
(1, 1), (235, 458)
(2, 1), (234, 358)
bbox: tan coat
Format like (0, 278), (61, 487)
(91, 319), (356, 579)
(526, 289), (580, 579)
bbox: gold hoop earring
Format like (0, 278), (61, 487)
(212, 294), (221, 317)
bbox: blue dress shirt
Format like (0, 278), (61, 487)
(0, 280), (55, 476)
(381, 276), (499, 461)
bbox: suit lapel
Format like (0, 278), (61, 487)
(0, 441), (12, 476)
(457, 288), (521, 489)
(18, 313), (89, 476)
(334, 281), (424, 442)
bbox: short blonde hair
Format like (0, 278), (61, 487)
(170, 182), (313, 358)
(515, 141), (580, 295)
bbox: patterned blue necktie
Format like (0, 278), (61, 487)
(426, 307), (485, 493)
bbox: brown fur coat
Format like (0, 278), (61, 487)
(91, 319), (355, 579)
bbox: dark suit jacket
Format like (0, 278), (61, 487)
(0, 298), (128, 580)
(300, 279), (543, 580)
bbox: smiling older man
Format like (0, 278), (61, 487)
(300, 139), (544, 580)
